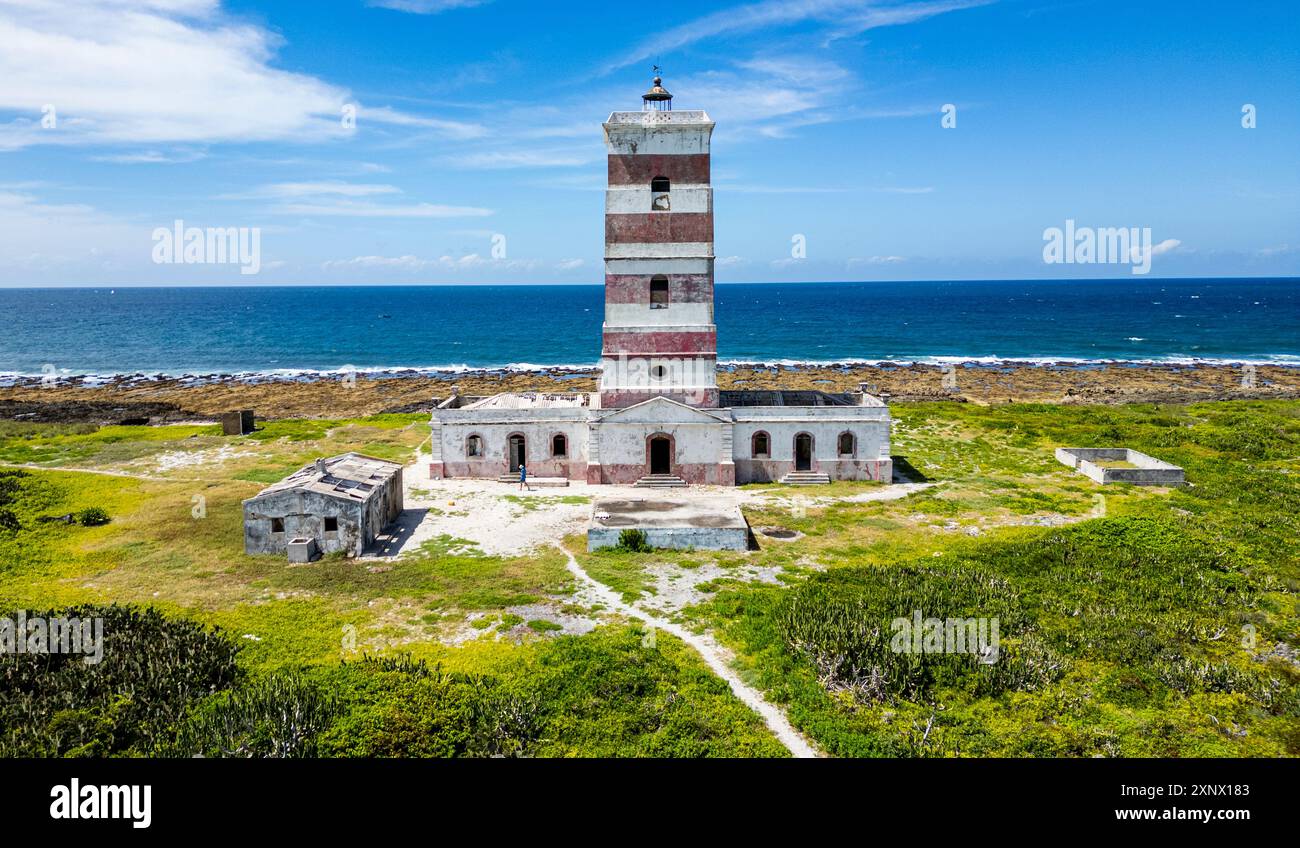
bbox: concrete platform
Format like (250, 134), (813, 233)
(587, 496), (750, 552)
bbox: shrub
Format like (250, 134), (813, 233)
(614, 529), (652, 553)
(161, 672), (340, 758)
(77, 507), (110, 526)
(0, 604), (241, 757)
(776, 565), (1062, 704)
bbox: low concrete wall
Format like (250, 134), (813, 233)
(1055, 447), (1185, 486)
(587, 525), (748, 552)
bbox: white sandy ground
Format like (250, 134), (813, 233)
(352, 454), (934, 758)
(382, 451), (933, 559)
(147, 445), (260, 473)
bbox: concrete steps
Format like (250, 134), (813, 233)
(634, 474), (687, 488)
(780, 471), (831, 486)
(496, 474), (570, 487)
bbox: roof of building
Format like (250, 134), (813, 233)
(461, 392), (593, 410)
(719, 390), (874, 407)
(248, 452), (401, 503)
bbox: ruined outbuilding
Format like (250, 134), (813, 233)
(430, 77), (893, 487)
(243, 453), (404, 557)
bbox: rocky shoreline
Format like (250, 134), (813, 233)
(1, 361), (1297, 424)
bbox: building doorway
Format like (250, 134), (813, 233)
(649, 436), (671, 474)
(508, 434), (526, 472)
(794, 433), (813, 471)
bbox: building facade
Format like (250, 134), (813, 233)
(243, 453), (404, 557)
(429, 78), (892, 486)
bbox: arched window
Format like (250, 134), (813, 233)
(552, 433), (568, 457)
(650, 275), (669, 308)
(837, 431), (855, 456)
(752, 431), (770, 458)
(651, 176), (670, 211)
(466, 434), (483, 457)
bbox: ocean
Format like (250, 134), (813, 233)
(2, 278), (1297, 379)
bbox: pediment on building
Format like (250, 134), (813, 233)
(596, 396), (730, 425)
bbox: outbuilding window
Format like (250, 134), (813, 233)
(271, 517), (284, 533)
(552, 434), (568, 457)
(466, 434), (483, 457)
(838, 432), (856, 456)
(752, 431), (770, 458)
(324, 517), (338, 535)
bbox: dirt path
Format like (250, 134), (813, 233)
(1, 462), (175, 481)
(554, 543), (820, 759)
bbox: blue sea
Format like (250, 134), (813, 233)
(2, 279), (1297, 379)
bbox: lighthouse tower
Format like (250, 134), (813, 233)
(598, 76), (719, 409)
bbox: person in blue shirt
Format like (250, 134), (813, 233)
(518, 462), (528, 491)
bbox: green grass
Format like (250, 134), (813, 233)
(2, 401), (1296, 757)
(687, 399), (1300, 757)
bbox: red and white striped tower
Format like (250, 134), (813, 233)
(599, 76), (719, 409)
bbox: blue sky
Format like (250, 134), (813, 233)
(1, 0), (1296, 286)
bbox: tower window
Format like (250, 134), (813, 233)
(650, 275), (669, 308)
(651, 176), (670, 211)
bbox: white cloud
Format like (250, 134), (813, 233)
(225, 182), (404, 199)
(604, 0), (994, 74)
(274, 200), (493, 218)
(848, 255), (908, 265)
(359, 106), (487, 140)
(90, 148), (207, 164)
(1130, 238), (1181, 263)
(442, 148), (597, 170)
(0, 0), (349, 149)
(221, 180), (493, 218)
(321, 253), (583, 273)
(0, 1), (479, 150)
(366, 0), (491, 13)
(0, 189), (139, 275)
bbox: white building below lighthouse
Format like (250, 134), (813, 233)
(429, 77), (893, 487)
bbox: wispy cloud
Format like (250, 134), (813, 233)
(366, 0), (492, 13)
(222, 180), (492, 218)
(602, 0), (994, 74)
(0, 0), (484, 151)
(442, 148), (598, 170)
(321, 253), (583, 273)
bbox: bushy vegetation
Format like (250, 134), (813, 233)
(76, 506), (110, 526)
(3, 401), (1295, 758)
(777, 564), (1062, 704)
(161, 672), (340, 758)
(614, 528), (652, 553)
(0, 604), (241, 757)
(698, 400), (1300, 757)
